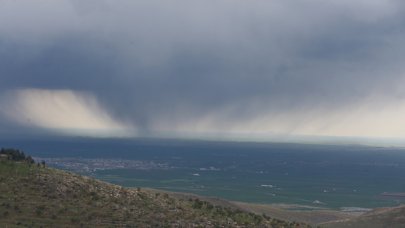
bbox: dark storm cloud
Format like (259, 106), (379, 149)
(1, 0), (405, 138)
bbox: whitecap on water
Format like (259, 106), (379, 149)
(260, 184), (274, 188)
(312, 200), (325, 205)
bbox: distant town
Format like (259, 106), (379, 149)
(34, 157), (171, 175)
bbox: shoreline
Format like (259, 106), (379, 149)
(143, 187), (367, 226)
(231, 201), (365, 226)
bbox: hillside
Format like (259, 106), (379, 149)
(0, 153), (309, 227)
(321, 205), (405, 228)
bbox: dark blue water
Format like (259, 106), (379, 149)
(2, 137), (405, 209)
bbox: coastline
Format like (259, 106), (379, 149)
(231, 201), (363, 226)
(144, 187), (366, 226)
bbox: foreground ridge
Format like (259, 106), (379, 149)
(0, 149), (309, 228)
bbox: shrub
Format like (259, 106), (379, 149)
(0, 148), (36, 164)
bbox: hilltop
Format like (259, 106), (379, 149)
(0, 149), (308, 227)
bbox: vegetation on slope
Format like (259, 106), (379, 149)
(0, 149), (309, 227)
(0, 148), (35, 164)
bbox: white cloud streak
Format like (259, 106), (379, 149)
(0, 89), (135, 137)
(150, 93), (405, 139)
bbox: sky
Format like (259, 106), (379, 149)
(1, 0), (405, 144)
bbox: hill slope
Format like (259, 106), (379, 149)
(321, 205), (405, 228)
(0, 159), (308, 227)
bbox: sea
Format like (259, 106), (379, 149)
(2, 137), (405, 210)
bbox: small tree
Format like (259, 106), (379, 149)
(26, 156), (35, 165)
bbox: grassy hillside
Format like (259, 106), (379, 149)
(0, 158), (309, 227)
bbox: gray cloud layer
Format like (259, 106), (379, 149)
(1, 0), (405, 139)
